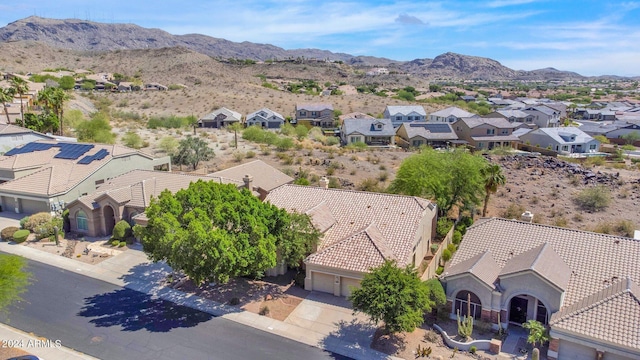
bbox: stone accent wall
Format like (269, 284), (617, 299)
(481, 309), (491, 322)
(490, 310), (500, 324)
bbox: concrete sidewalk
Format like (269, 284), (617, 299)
(0, 240), (400, 360)
(0, 323), (99, 360)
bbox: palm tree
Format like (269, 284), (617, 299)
(0, 87), (15, 125)
(10, 77), (29, 126)
(481, 163), (506, 217)
(50, 88), (69, 136)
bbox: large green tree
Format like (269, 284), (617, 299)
(10, 76), (29, 126)
(0, 254), (31, 311)
(0, 87), (15, 125)
(388, 148), (487, 217)
(134, 181), (319, 284)
(481, 163), (506, 217)
(172, 136), (214, 170)
(349, 261), (445, 334)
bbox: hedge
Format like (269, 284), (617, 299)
(12, 229), (30, 243)
(1, 226), (19, 241)
(112, 220), (132, 241)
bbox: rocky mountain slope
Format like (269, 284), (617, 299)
(0, 16), (594, 80)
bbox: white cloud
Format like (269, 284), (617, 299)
(485, 0), (540, 8)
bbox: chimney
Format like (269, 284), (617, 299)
(243, 174), (253, 190)
(521, 211), (534, 223)
(319, 176), (329, 189)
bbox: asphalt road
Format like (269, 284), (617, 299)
(0, 257), (351, 360)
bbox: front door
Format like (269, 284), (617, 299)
(509, 297), (528, 324)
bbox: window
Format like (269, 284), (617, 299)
(299, 111), (306, 116)
(501, 129), (509, 135)
(454, 291), (482, 319)
(562, 145), (569, 151)
(536, 301), (548, 324)
(589, 144), (597, 150)
(376, 124), (382, 129)
(396, 116), (402, 121)
(412, 140), (423, 147)
(76, 210), (88, 231)
(95, 179), (104, 186)
(477, 142), (484, 149)
(407, 116), (413, 121)
(311, 111), (317, 117)
(487, 129), (495, 135)
(350, 136), (362, 143)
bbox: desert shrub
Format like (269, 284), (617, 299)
(112, 220), (132, 240)
(34, 217), (63, 240)
(12, 229), (30, 243)
(233, 151), (245, 162)
(345, 141), (368, 151)
(430, 244), (439, 254)
(325, 136), (339, 146)
(553, 216), (568, 228)
(452, 230), (462, 245)
(447, 243), (457, 253)
(19, 216), (30, 229)
(476, 319), (493, 335)
(259, 305), (270, 316)
(435, 266), (445, 275)
(501, 203), (525, 219)
(293, 177), (310, 185)
(435, 303), (449, 321)
(574, 185), (611, 211)
(592, 222), (613, 234)
(614, 219), (635, 238)
(122, 131), (143, 149)
(23, 212), (52, 232)
(424, 329), (440, 342)
(357, 178), (383, 192)
(436, 217), (454, 239)
(118, 241), (126, 247)
(243, 126), (280, 145)
(276, 138), (294, 151)
(1, 226), (19, 241)
(469, 345), (477, 354)
(441, 249), (452, 263)
(245, 150), (256, 158)
(454, 223), (467, 236)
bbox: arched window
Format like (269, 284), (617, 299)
(76, 210), (88, 231)
(455, 290), (482, 319)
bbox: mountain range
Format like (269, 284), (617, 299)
(0, 16), (625, 81)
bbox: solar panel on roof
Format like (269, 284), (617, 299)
(4, 142), (55, 156)
(53, 143), (94, 160)
(77, 148), (110, 165)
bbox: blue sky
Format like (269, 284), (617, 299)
(2, 0), (640, 76)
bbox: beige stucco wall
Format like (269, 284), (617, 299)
(499, 271), (563, 313)
(444, 275), (495, 313)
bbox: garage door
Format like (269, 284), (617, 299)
(312, 272), (334, 294)
(604, 352), (634, 360)
(340, 277), (360, 297)
(20, 199), (48, 214)
(558, 339), (596, 360)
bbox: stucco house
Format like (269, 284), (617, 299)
(295, 103), (334, 128)
(0, 141), (170, 214)
(395, 122), (460, 148)
(519, 127), (599, 154)
(452, 117), (521, 150)
(265, 183), (437, 297)
(428, 107), (476, 123)
(441, 217), (640, 360)
(522, 105), (561, 128)
(198, 107), (242, 128)
(245, 108), (285, 129)
(0, 124), (73, 155)
(383, 105), (426, 127)
(486, 109), (535, 126)
(340, 118), (395, 146)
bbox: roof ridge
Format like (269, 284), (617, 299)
(364, 223), (396, 261)
(282, 184), (431, 207)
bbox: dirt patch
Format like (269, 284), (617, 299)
(20, 234), (118, 264)
(0, 345), (32, 360)
(169, 270), (309, 321)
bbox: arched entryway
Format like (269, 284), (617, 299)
(454, 290), (482, 319)
(103, 205), (116, 236)
(508, 294), (549, 326)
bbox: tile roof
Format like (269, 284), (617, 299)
(200, 107), (242, 121)
(494, 109), (531, 119)
(72, 170), (240, 209)
(342, 118), (395, 137)
(385, 105), (426, 116)
(526, 127), (595, 145)
(305, 201), (337, 233)
(429, 106), (475, 118)
(296, 103), (334, 112)
(499, 242), (571, 291)
(0, 141), (150, 196)
(550, 278), (640, 350)
(246, 107), (285, 122)
(0, 124), (55, 137)
(449, 218), (640, 307)
(210, 160), (293, 192)
(265, 185), (434, 272)
(459, 117), (521, 129)
(444, 250), (501, 289)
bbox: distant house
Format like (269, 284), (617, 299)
(460, 95), (476, 102)
(198, 108), (242, 128)
(295, 103), (334, 128)
(0, 141), (170, 215)
(519, 127), (599, 154)
(383, 105), (426, 127)
(338, 112), (374, 123)
(117, 82), (133, 92)
(395, 122), (460, 148)
(245, 108), (285, 129)
(0, 124), (76, 155)
(144, 83), (168, 91)
(428, 106), (476, 123)
(453, 117), (522, 150)
(441, 217), (640, 360)
(340, 118), (395, 146)
(522, 105), (561, 128)
(486, 109), (535, 126)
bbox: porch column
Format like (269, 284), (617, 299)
(547, 337), (559, 360)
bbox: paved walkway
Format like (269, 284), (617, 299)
(0, 225), (399, 360)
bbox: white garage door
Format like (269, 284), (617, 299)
(604, 352), (635, 360)
(20, 199), (48, 214)
(340, 277), (360, 297)
(312, 272), (334, 294)
(558, 339), (596, 360)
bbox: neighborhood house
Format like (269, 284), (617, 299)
(340, 118), (395, 146)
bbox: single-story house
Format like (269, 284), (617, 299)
(144, 83), (168, 91)
(209, 159), (294, 200)
(0, 141), (170, 214)
(198, 108), (242, 128)
(295, 103), (334, 128)
(265, 183), (437, 297)
(519, 127), (599, 154)
(340, 118), (395, 146)
(395, 122), (461, 148)
(428, 107), (476, 123)
(383, 105), (426, 127)
(441, 217), (640, 360)
(245, 108), (285, 129)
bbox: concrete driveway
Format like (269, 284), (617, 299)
(0, 211), (22, 231)
(285, 291), (389, 360)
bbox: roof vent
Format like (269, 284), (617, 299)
(521, 211), (534, 223)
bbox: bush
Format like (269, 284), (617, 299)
(118, 241), (126, 247)
(574, 185), (611, 212)
(460, 216), (474, 228)
(454, 223), (467, 236)
(436, 217), (454, 239)
(23, 212), (52, 232)
(112, 220), (132, 241)
(441, 249), (452, 263)
(430, 244), (439, 254)
(435, 266), (445, 275)
(469, 345), (477, 354)
(229, 297), (240, 306)
(447, 243), (457, 253)
(34, 217), (63, 240)
(452, 230), (462, 245)
(19, 216), (30, 229)
(1, 226), (19, 241)
(12, 229), (30, 243)
(501, 203), (525, 219)
(259, 305), (270, 316)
